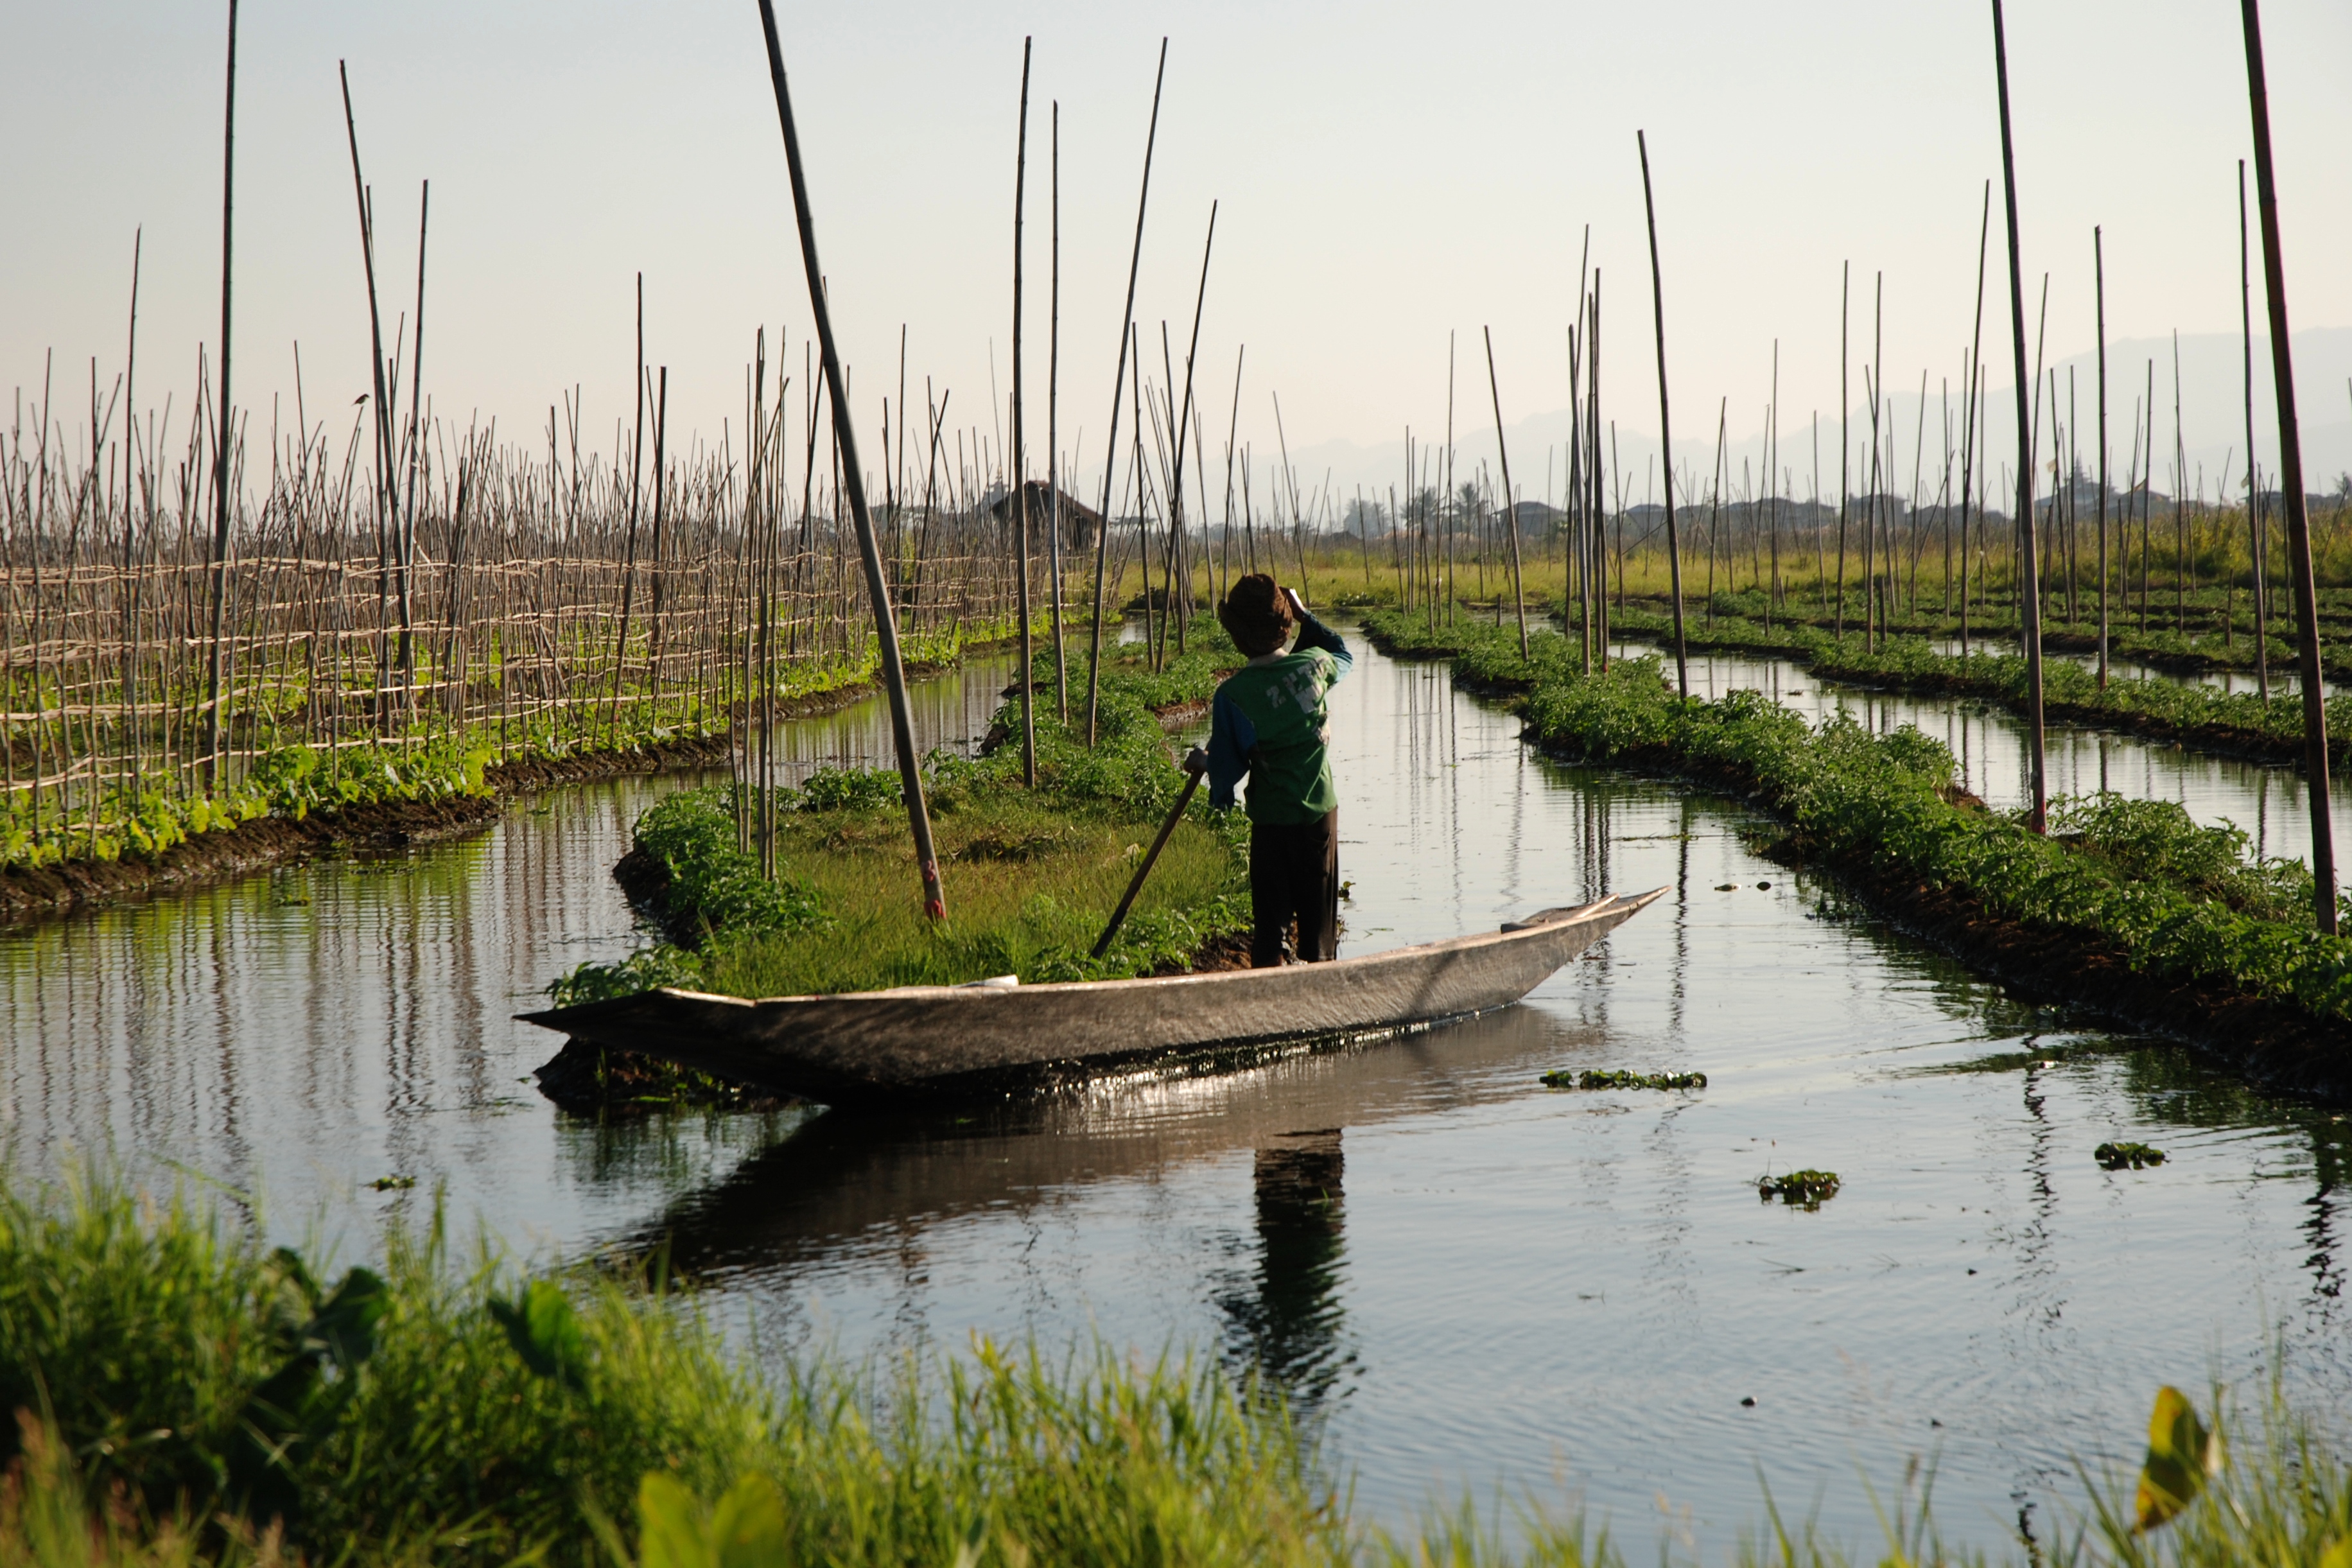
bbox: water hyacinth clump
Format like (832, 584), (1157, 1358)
(1757, 1169), (1842, 1207)
(1542, 1068), (1707, 1090)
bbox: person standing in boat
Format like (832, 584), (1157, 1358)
(1192, 575), (1351, 967)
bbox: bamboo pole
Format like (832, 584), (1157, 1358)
(1481, 329), (1529, 661)
(2238, 160), (2269, 702)
(1635, 130), (1686, 695)
(2238, 0), (2335, 932)
(1085, 40), (1167, 749)
(396, 180), (428, 701)
(200, 0), (238, 790)
(1011, 37), (1035, 786)
(609, 272), (646, 740)
(1989, 0), (2046, 833)
(1046, 99), (1067, 725)
(754, 0), (946, 920)
(2095, 225), (2109, 688)
(1835, 262), (1849, 643)
(1165, 204), (1217, 651)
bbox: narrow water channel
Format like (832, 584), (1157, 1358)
(2, 631), (2345, 1553)
(1638, 634), (2349, 867)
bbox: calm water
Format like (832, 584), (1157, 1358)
(4, 631), (2348, 1553)
(1634, 634), (2348, 867)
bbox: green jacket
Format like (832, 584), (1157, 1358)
(1204, 612), (1352, 824)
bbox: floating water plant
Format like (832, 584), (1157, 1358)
(365, 1175), (415, 1191)
(1543, 1068), (1707, 1090)
(1757, 1169), (1841, 1207)
(2096, 1140), (2168, 1170)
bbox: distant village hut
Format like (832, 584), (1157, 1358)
(989, 480), (1103, 553)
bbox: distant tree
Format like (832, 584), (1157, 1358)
(1342, 496), (1388, 537)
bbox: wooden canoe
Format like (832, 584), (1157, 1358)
(519, 888), (1663, 1104)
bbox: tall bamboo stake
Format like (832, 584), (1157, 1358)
(1047, 99), (1067, 724)
(754, 0), (945, 920)
(1481, 329), (1529, 660)
(396, 180), (428, 701)
(1165, 204), (1217, 646)
(1835, 261), (1849, 642)
(1989, 0), (2046, 833)
(2239, 0), (2335, 932)
(609, 272), (646, 739)
(2238, 160), (2270, 702)
(200, 0), (238, 789)
(1083, 41), (1167, 748)
(1010, 38), (1035, 786)
(2095, 225), (2109, 688)
(1635, 130), (1686, 695)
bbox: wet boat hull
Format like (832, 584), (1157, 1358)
(519, 889), (1662, 1104)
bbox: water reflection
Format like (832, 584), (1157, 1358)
(0, 658), (1013, 1255)
(1214, 1128), (1352, 1405)
(1614, 638), (2348, 868)
(8, 631), (2352, 1553)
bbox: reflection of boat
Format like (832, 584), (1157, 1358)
(607, 1000), (1594, 1282)
(520, 890), (1662, 1105)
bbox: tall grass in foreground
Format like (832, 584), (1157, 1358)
(4, 1169), (2352, 1566)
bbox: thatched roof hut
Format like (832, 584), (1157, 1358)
(988, 481), (1104, 552)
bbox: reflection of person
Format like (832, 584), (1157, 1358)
(1195, 574), (1352, 968)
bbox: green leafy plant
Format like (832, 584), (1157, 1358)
(2097, 1141), (2170, 1171)
(1757, 1170), (1841, 1207)
(1542, 1069), (1707, 1090)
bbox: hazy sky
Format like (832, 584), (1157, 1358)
(10, 1), (2351, 510)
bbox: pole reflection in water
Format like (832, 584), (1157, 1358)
(1215, 1128), (1353, 1406)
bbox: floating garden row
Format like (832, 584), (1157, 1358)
(1361, 607), (2352, 1088)
(549, 624), (1251, 1013)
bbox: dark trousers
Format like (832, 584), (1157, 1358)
(1249, 808), (1338, 968)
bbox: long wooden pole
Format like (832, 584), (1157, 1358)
(2239, 0), (2335, 932)
(200, 0), (238, 789)
(1047, 99), (1067, 724)
(1832, 263), (1849, 641)
(1166, 204), (1218, 643)
(1092, 765), (1203, 959)
(1011, 38), (1035, 785)
(1636, 130), (1688, 697)
(1960, 182), (1989, 659)
(609, 271), (646, 739)
(1989, 0), (2046, 832)
(2095, 225), (2109, 688)
(2238, 160), (2270, 702)
(1084, 40), (1167, 748)
(1481, 329), (1529, 659)
(754, 0), (946, 919)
